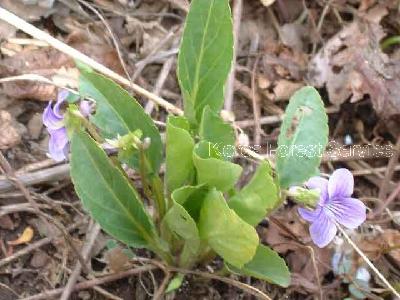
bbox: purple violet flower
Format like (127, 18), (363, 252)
(43, 90), (92, 162)
(43, 90), (69, 161)
(298, 168), (366, 248)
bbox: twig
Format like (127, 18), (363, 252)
(377, 136), (400, 211)
(152, 265), (171, 300)
(145, 38), (177, 114)
(0, 7), (182, 115)
(146, 56), (174, 114)
(0, 152), (88, 273)
(60, 222), (101, 300)
(76, 0), (132, 83)
(306, 246), (323, 300)
(345, 161), (396, 192)
(15, 159), (56, 173)
(0, 203), (48, 217)
(251, 56), (263, 146)
(370, 181), (400, 219)
(0, 74), (80, 95)
(20, 265), (157, 300)
(169, 266), (272, 300)
(133, 30), (176, 80)
(0, 221), (85, 269)
(337, 224), (400, 298)
(0, 282), (19, 298)
(224, 0), (242, 111)
(0, 163), (70, 192)
(132, 257), (272, 300)
(267, 6), (282, 42)
(236, 115), (284, 128)
(312, 0), (332, 54)
(352, 165), (400, 177)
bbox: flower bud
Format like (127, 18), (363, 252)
(288, 186), (320, 208)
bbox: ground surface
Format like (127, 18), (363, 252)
(1, 0), (400, 299)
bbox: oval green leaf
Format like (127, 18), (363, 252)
(162, 200), (200, 267)
(79, 70), (163, 172)
(199, 189), (258, 268)
(70, 131), (157, 248)
(166, 116), (195, 193)
(177, 0), (233, 124)
(276, 86), (328, 188)
(229, 162), (279, 226)
(199, 106), (235, 160)
(227, 244), (291, 287)
(193, 141), (242, 192)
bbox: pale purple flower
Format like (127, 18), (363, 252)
(43, 90), (70, 161)
(43, 90), (93, 161)
(298, 168), (366, 248)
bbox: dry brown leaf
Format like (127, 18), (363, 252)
(0, 32), (124, 101)
(308, 5), (400, 118)
(359, 229), (400, 264)
(165, 0), (189, 12)
(280, 23), (306, 51)
(0, 48), (72, 100)
(273, 79), (303, 101)
(0, 20), (17, 39)
(358, 237), (383, 260)
(0, 215), (15, 230)
(0, 0), (53, 22)
(105, 247), (130, 272)
(30, 250), (50, 268)
(264, 207), (309, 253)
(8, 226), (34, 245)
(0, 110), (21, 150)
(382, 229), (400, 263)
(291, 273), (320, 294)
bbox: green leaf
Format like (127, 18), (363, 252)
(172, 185), (209, 222)
(227, 244), (290, 287)
(177, 0), (233, 124)
(193, 141), (242, 192)
(70, 131), (157, 248)
(79, 70), (163, 172)
(162, 200), (200, 267)
(199, 106), (235, 160)
(199, 189), (258, 268)
(276, 86), (328, 188)
(166, 116), (195, 193)
(229, 162), (279, 226)
(166, 274), (184, 293)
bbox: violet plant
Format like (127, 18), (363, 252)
(43, 0), (366, 292)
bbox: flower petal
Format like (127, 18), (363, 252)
(309, 212), (337, 248)
(48, 127), (69, 161)
(43, 102), (63, 129)
(306, 176), (329, 204)
(298, 206), (322, 222)
(326, 197), (366, 229)
(328, 168), (354, 199)
(53, 90), (69, 118)
(79, 100), (93, 117)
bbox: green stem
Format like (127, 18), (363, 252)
(138, 148), (154, 204)
(72, 110), (104, 143)
(138, 144), (167, 221)
(381, 36), (400, 50)
(150, 241), (174, 266)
